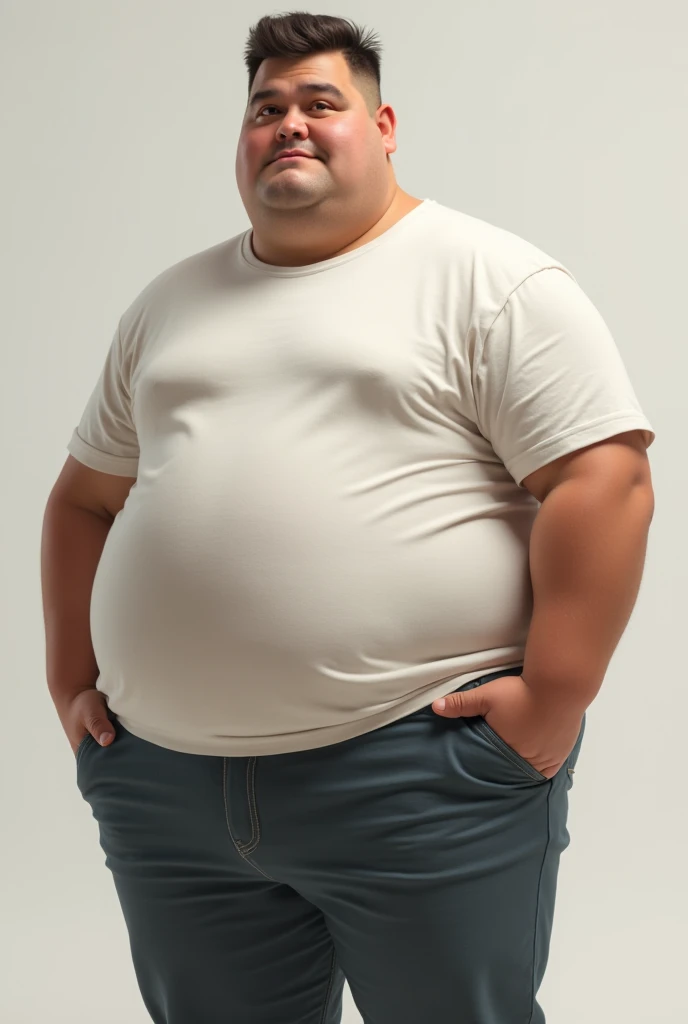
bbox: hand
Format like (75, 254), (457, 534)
(58, 688), (116, 757)
(432, 674), (584, 779)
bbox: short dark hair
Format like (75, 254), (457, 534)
(243, 11), (383, 116)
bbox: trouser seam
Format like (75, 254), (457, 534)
(222, 757), (258, 852)
(242, 757), (261, 853)
(527, 780), (553, 1024)
(319, 946), (338, 1024)
(222, 757), (279, 882)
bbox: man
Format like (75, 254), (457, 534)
(41, 12), (655, 1024)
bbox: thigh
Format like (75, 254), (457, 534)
(76, 719), (346, 1024)
(255, 681), (585, 1024)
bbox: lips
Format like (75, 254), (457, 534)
(272, 151), (316, 162)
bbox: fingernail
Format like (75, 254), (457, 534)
(99, 733), (112, 745)
(434, 698), (446, 711)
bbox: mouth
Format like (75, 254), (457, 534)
(271, 153), (317, 163)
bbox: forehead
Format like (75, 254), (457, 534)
(249, 51), (353, 100)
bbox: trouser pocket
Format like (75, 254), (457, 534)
(75, 731), (96, 770)
(75, 707), (118, 780)
(470, 715), (549, 781)
(448, 666), (585, 785)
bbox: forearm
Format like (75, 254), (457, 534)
(40, 497), (112, 708)
(522, 476), (655, 710)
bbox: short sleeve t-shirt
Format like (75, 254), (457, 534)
(67, 198), (655, 755)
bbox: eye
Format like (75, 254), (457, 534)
(257, 101), (331, 117)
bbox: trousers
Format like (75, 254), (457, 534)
(75, 666), (586, 1023)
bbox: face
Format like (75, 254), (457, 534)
(235, 50), (397, 221)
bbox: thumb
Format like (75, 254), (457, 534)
(432, 682), (494, 718)
(86, 713), (115, 746)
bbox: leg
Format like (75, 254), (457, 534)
(245, 668), (585, 1024)
(76, 718), (346, 1023)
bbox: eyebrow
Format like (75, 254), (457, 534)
(248, 82), (347, 110)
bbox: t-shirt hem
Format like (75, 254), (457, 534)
(67, 429), (139, 477)
(113, 663), (525, 756)
(508, 413), (655, 487)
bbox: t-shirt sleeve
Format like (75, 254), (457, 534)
(66, 320), (140, 477)
(472, 267), (656, 487)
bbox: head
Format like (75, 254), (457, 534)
(235, 12), (401, 263)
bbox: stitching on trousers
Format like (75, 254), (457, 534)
(242, 852), (279, 883)
(222, 758), (279, 882)
(230, 757), (261, 855)
(240, 757), (261, 854)
(474, 720), (547, 781)
(526, 774), (553, 1024)
(222, 757), (259, 852)
(319, 946), (338, 1024)
(223, 758), (250, 852)
(237, 759), (280, 880)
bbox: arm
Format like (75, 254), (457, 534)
(520, 429), (655, 710)
(41, 456), (136, 716)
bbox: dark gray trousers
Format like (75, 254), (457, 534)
(76, 666), (585, 1023)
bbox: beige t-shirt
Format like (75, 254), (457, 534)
(67, 198), (655, 755)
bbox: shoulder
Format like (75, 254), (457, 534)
(118, 233), (241, 338)
(419, 200), (577, 315)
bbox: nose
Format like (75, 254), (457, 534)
(276, 108), (309, 141)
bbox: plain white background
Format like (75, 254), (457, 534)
(2, 2), (685, 1021)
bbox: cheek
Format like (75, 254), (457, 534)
(321, 124), (373, 170)
(324, 121), (360, 149)
(236, 135), (267, 174)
